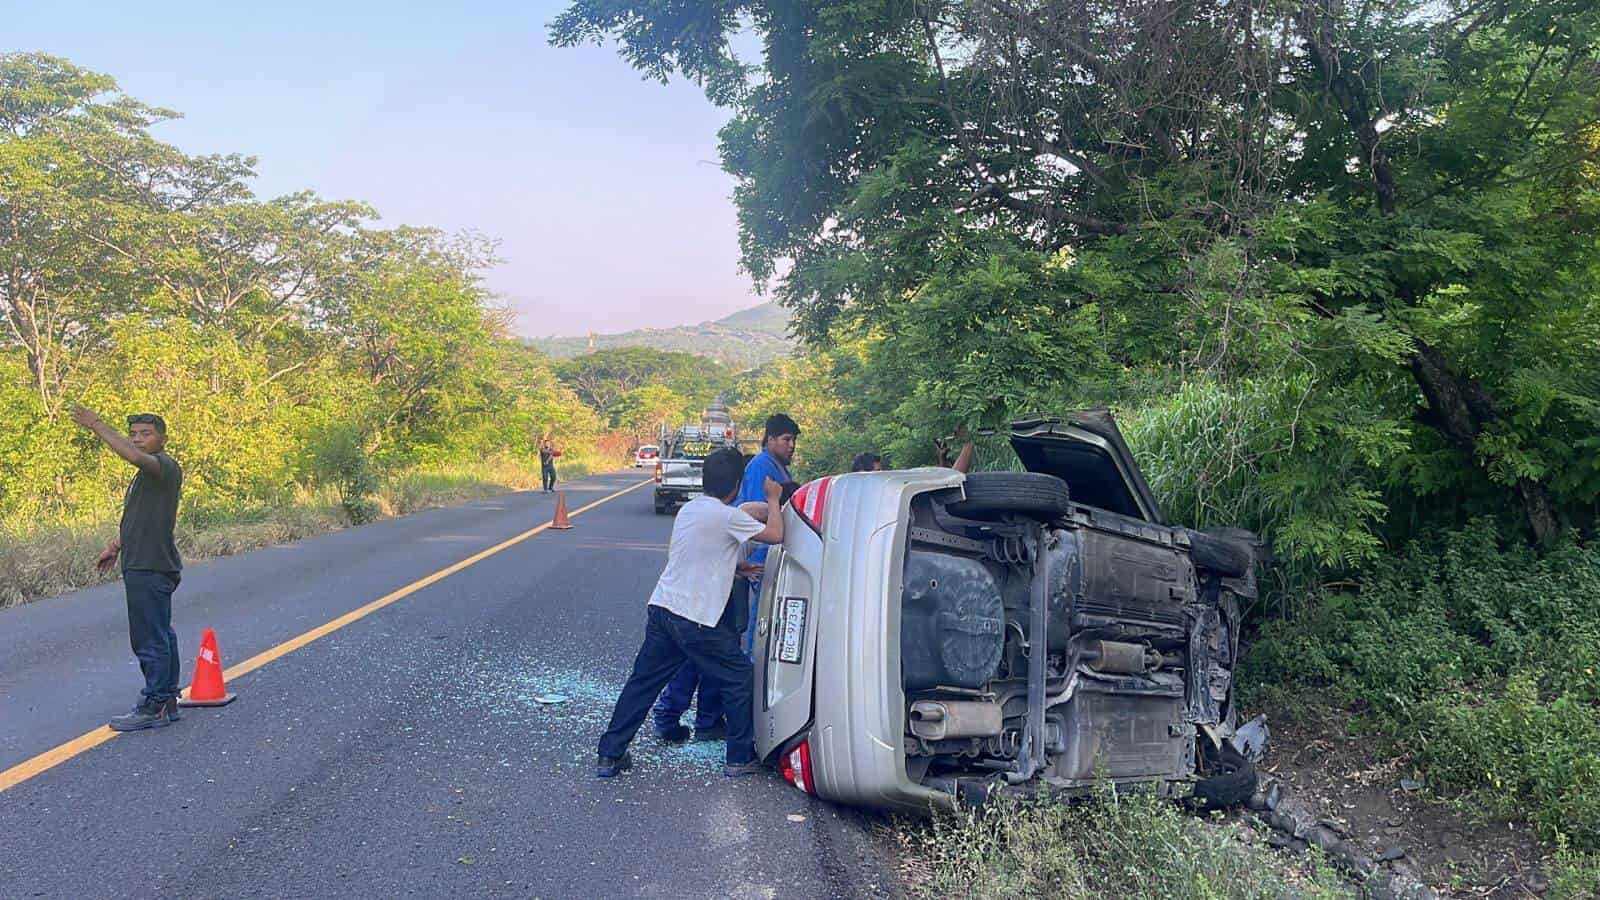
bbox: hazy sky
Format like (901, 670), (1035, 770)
(10, 1), (766, 336)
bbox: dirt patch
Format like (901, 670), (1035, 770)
(1259, 708), (1551, 897)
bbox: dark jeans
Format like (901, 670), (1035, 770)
(598, 605), (755, 765)
(653, 661), (723, 732)
(541, 463), (556, 492)
(124, 569), (181, 706)
(652, 580), (747, 731)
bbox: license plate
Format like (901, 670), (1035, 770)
(777, 596), (808, 664)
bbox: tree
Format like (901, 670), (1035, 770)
(612, 383), (693, 444)
(554, 0), (1600, 546)
(554, 346), (731, 421)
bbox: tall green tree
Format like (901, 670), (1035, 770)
(553, 0), (1600, 546)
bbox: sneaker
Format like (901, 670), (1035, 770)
(723, 761), (764, 777)
(163, 698), (182, 723)
(109, 702), (171, 732)
(692, 724), (728, 742)
(654, 724), (691, 744)
(596, 752), (633, 778)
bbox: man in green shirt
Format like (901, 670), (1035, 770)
(73, 406), (185, 731)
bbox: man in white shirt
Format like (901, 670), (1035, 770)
(596, 448), (785, 778)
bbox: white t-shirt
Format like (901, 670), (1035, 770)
(649, 495), (766, 627)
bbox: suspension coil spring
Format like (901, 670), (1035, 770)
(993, 535), (1032, 565)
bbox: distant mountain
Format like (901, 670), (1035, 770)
(527, 302), (793, 369)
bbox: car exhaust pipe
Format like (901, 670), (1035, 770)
(908, 700), (1004, 740)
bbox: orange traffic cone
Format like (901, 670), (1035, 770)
(551, 491), (573, 530)
(178, 627), (237, 707)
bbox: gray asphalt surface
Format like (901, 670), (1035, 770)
(0, 470), (896, 899)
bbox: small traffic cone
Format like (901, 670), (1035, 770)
(178, 627), (237, 707)
(550, 491), (573, 530)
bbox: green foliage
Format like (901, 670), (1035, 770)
(556, 0), (1600, 555)
(1119, 376), (1403, 584)
(554, 346), (734, 425)
(307, 423), (380, 524)
(1550, 843), (1600, 899)
(0, 53), (614, 597)
(914, 791), (1350, 899)
(1242, 521), (1600, 847)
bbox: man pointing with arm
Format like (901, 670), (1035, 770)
(73, 406), (185, 731)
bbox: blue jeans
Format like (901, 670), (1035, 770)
(599, 605), (755, 765)
(653, 662), (724, 733)
(124, 569), (181, 705)
(742, 577), (764, 657)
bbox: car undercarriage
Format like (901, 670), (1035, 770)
(895, 414), (1265, 805)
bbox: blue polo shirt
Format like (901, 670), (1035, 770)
(739, 449), (790, 566)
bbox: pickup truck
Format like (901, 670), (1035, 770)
(653, 429), (729, 515)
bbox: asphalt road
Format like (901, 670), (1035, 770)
(0, 470), (896, 899)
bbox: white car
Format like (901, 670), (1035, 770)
(751, 410), (1263, 813)
(634, 445), (659, 468)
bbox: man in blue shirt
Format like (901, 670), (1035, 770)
(736, 414), (798, 652)
(650, 414), (800, 743)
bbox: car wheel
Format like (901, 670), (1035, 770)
(1190, 742), (1257, 810)
(946, 472), (1072, 522)
(1185, 529), (1255, 578)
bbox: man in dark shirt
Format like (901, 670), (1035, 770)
(73, 406), (185, 731)
(539, 437), (559, 493)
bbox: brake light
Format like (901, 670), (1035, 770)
(789, 476), (833, 534)
(654, 462), (663, 484)
(779, 739), (815, 795)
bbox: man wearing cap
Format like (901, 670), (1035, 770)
(73, 406), (185, 731)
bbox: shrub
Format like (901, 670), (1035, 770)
(1242, 520), (1600, 847)
(307, 423), (382, 524)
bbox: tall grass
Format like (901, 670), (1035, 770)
(909, 792), (1350, 899)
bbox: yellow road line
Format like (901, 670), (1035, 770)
(0, 479), (652, 795)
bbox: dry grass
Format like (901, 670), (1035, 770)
(903, 791), (1352, 900)
(0, 456), (613, 608)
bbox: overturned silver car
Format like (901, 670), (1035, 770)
(751, 410), (1264, 813)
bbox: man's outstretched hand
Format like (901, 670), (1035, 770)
(72, 405), (106, 432)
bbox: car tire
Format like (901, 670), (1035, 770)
(1191, 742), (1257, 810)
(946, 472), (1072, 522)
(1185, 528), (1255, 578)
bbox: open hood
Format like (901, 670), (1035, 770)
(1009, 409), (1165, 523)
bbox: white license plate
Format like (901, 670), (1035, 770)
(777, 596), (808, 664)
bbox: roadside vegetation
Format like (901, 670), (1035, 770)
(0, 53), (735, 608)
(558, 0), (1600, 885)
(908, 793), (1351, 899)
